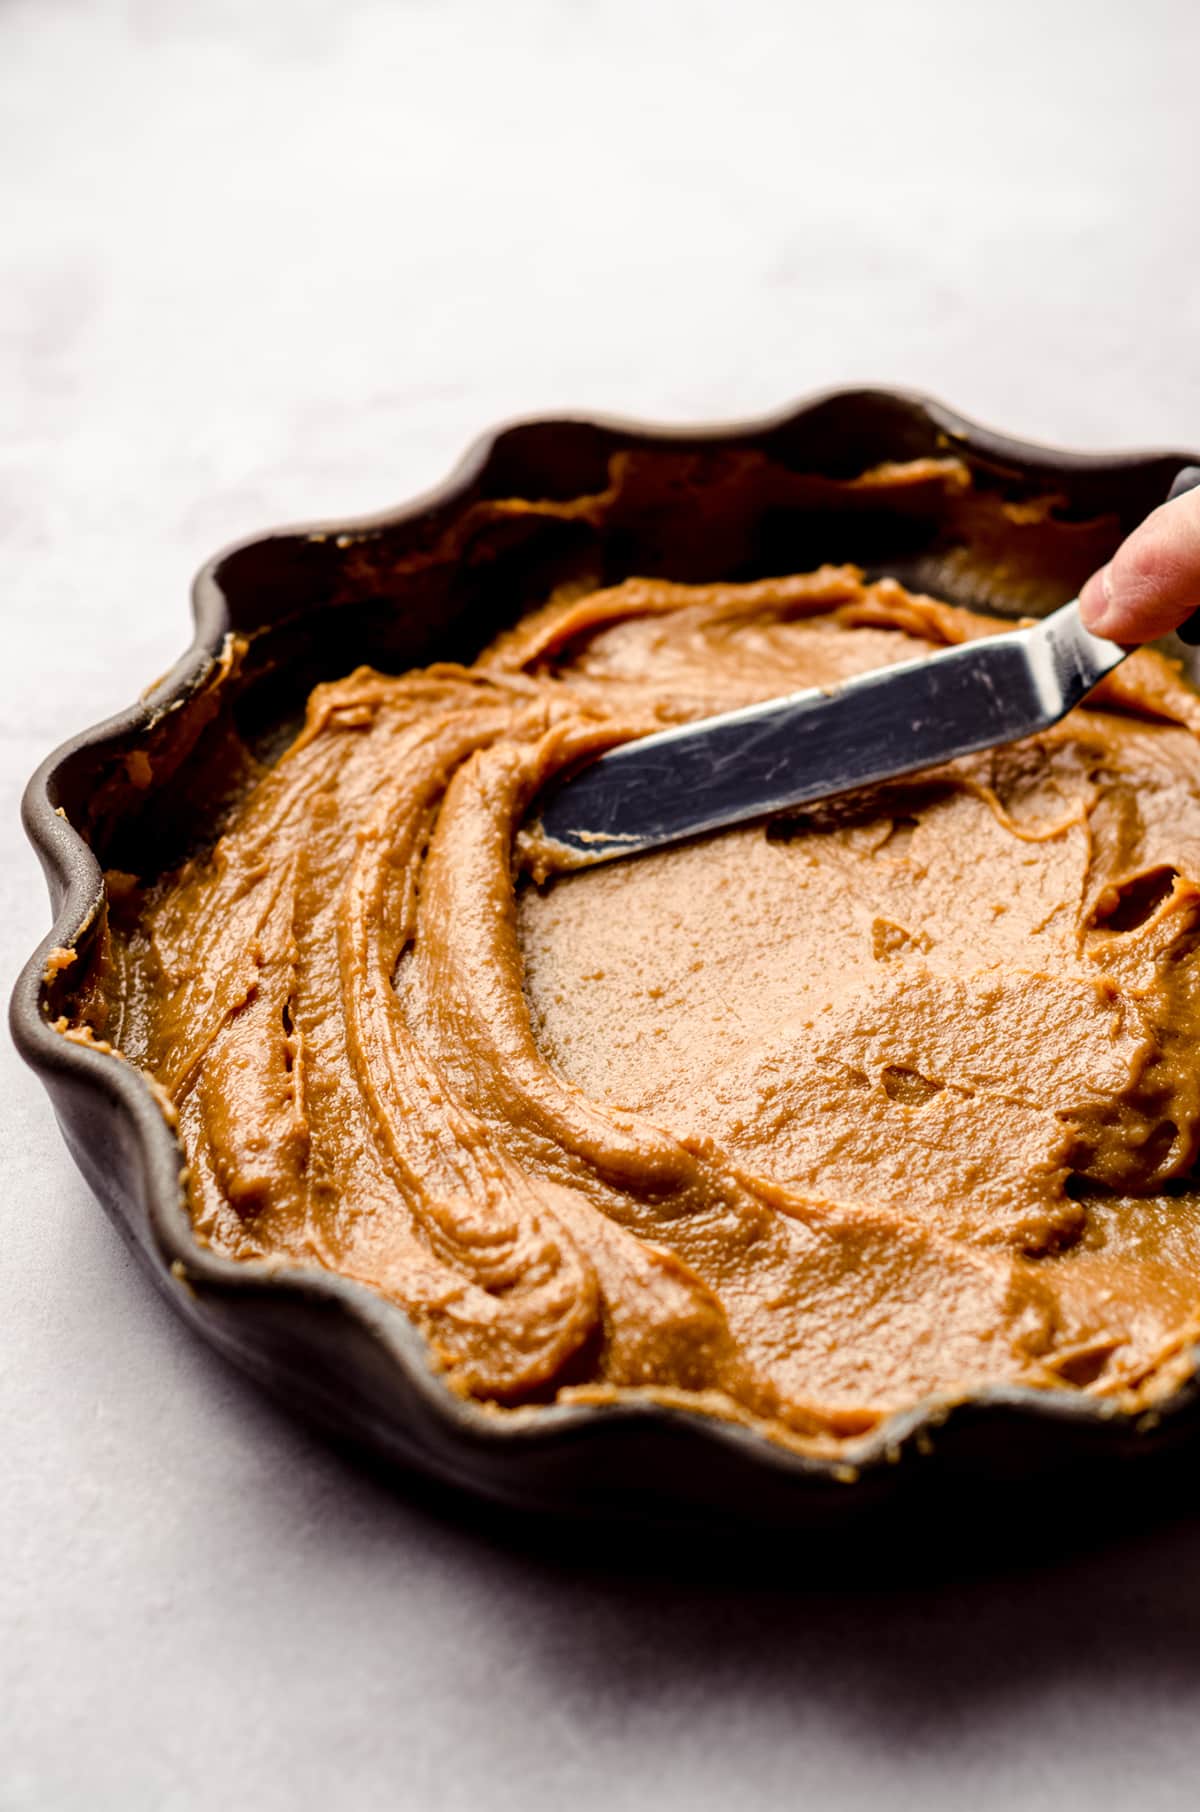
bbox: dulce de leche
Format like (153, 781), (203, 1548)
(87, 557), (1200, 1453)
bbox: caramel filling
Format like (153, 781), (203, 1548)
(93, 564), (1200, 1452)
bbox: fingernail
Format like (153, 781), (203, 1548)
(1079, 564), (1119, 638)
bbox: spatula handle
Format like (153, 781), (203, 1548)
(1168, 465), (1200, 644)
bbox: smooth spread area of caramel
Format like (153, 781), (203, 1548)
(95, 566), (1200, 1451)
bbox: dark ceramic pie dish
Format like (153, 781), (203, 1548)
(15, 387), (1200, 1527)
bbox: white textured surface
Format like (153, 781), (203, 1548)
(5, 2), (1200, 1807)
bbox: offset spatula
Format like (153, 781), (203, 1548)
(536, 467), (1200, 864)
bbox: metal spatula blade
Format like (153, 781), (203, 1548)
(534, 467), (1200, 866)
(534, 603), (1128, 862)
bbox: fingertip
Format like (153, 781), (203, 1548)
(1078, 565), (1119, 639)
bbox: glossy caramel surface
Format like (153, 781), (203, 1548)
(91, 561), (1200, 1451)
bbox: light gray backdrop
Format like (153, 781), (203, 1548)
(4, 2), (1200, 1806)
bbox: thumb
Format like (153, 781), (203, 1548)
(1078, 484), (1200, 644)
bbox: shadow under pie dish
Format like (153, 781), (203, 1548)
(16, 388), (1200, 1525)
